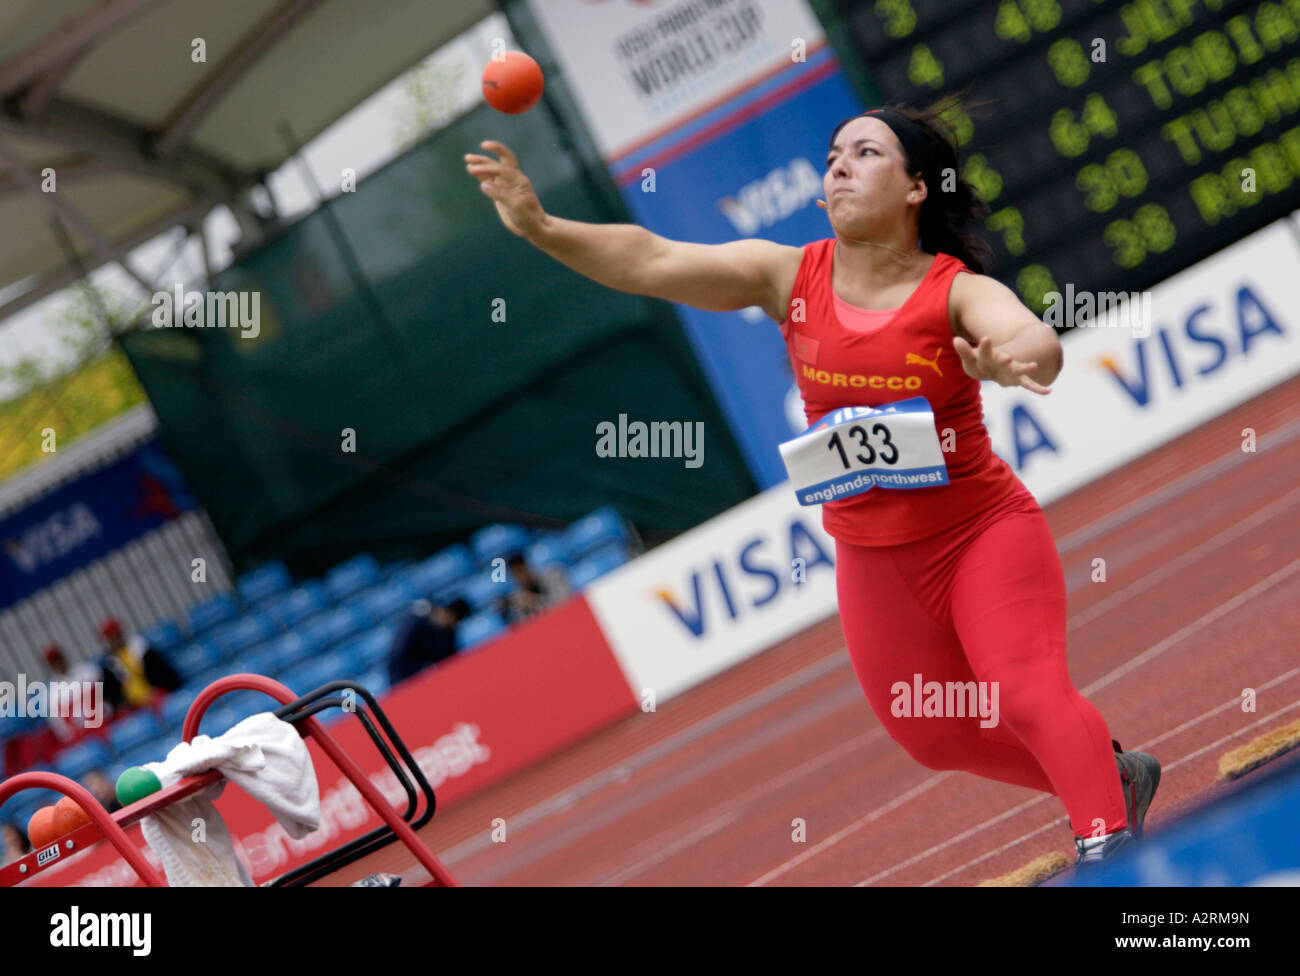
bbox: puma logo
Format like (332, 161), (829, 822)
(905, 346), (943, 377)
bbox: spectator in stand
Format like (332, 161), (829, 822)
(387, 598), (472, 685)
(2, 821), (29, 866)
(82, 769), (122, 815)
(98, 617), (181, 713)
(500, 551), (570, 625)
(43, 643), (102, 686)
(42, 644), (106, 742)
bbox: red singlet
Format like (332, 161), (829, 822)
(779, 239), (1020, 546)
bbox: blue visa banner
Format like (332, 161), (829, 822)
(612, 48), (863, 488)
(0, 437), (195, 608)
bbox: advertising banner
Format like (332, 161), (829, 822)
(0, 437), (195, 609)
(586, 481), (839, 701)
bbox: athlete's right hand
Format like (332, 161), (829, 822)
(464, 140), (547, 240)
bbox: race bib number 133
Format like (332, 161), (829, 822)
(779, 397), (949, 506)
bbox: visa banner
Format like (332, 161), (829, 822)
(586, 482), (839, 701)
(0, 437), (195, 609)
(978, 217), (1300, 502)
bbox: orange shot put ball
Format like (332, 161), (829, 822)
(27, 805), (59, 849)
(482, 51), (544, 114)
(53, 795), (92, 836)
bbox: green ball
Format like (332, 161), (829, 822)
(115, 766), (162, 806)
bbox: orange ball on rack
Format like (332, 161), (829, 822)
(27, 806), (59, 849)
(53, 796), (92, 836)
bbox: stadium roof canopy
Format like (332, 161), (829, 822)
(0, 0), (494, 321)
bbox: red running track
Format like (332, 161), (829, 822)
(321, 374), (1300, 886)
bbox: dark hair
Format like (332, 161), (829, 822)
(828, 96), (992, 274)
(505, 552), (528, 569)
(445, 598), (473, 622)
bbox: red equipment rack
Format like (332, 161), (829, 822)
(0, 674), (458, 887)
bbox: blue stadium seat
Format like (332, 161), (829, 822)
(236, 640), (285, 678)
(261, 632), (311, 673)
(114, 741), (166, 774)
(455, 567), (514, 611)
(236, 560), (292, 607)
(160, 687), (198, 733)
(166, 641), (225, 682)
(195, 703), (241, 739)
(382, 559), (413, 581)
(323, 553), (381, 603)
(186, 592), (240, 636)
(212, 690), (279, 726)
(278, 652), (353, 697)
(455, 610), (507, 651)
(470, 523), (532, 568)
(296, 605), (374, 651)
(0, 713), (42, 745)
(205, 613), (275, 660)
(336, 645), (369, 681)
(260, 582), (329, 629)
(567, 543), (630, 590)
(339, 626), (396, 672)
(140, 618), (185, 653)
(526, 533), (573, 571)
(563, 506), (634, 562)
(106, 710), (164, 755)
(403, 544), (475, 599)
(52, 739), (113, 781)
(352, 579), (417, 626)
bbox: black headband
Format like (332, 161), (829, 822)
(834, 108), (938, 183)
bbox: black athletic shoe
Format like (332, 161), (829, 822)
(1112, 738), (1162, 839)
(1068, 740), (1161, 866)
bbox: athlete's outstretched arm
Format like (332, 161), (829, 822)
(465, 140), (796, 319)
(947, 272), (1063, 395)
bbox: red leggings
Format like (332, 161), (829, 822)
(835, 485), (1128, 838)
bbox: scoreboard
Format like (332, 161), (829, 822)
(832, 0), (1300, 315)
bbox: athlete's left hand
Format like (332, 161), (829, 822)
(953, 335), (1052, 395)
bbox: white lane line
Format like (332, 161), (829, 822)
(1066, 484), (1300, 633)
(1054, 412), (1300, 555)
(598, 731), (881, 886)
(470, 682), (870, 883)
(1080, 555), (1300, 697)
(746, 773), (954, 887)
(598, 811), (743, 887)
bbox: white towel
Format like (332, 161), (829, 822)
(139, 711), (321, 887)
